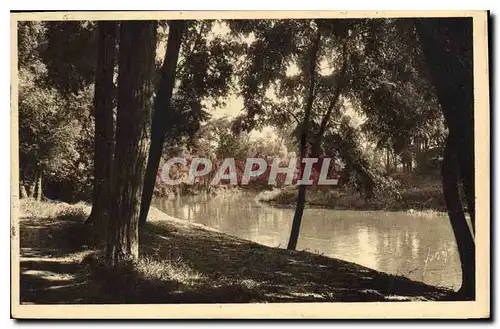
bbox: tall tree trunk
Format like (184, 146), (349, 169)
(85, 21), (117, 245)
(139, 20), (186, 226)
(416, 18), (475, 299)
(287, 30), (321, 251)
(106, 21), (157, 266)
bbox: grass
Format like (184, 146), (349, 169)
(19, 198), (90, 219)
(18, 198), (460, 304)
(135, 256), (204, 285)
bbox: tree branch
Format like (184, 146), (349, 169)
(283, 107), (301, 124)
(298, 29), (322, 159)
(312, 41), (349, 156)
(175, 21), (207, 76)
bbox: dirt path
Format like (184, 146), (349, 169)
(19, 216), (106, 304)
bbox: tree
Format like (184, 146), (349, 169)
(415, 18), (475, 300)
(214, 118), (251, 160)
(287, 27), (321, 250)
(85, 21), (117, 245)
(18, 21), (95, 203)
(106, 21), (157, 265)
(230, 19), (406, 250)
(139, 20), (186, 226)
(139, 20), (238, 225)
(229, 20), (347, 249)
(348, 19), (444, 176)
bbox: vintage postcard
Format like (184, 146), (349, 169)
(10, 10), (490, 319)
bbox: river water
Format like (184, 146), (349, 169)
(153, 192), (460, 289)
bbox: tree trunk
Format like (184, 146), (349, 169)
(33, 170), (42, 201)
(385, 147), (390, 173)
(20, 184), (27, 199)
(86, 21), (117, 246)
(29, 170), (37, 198)
(442, 134), (475, 299)
(415, 135), (422, 170)
(139, 20), (186, 226)
(287, 30), (321, 251)
(416, 18), (475, 299)
(312, 40), (348, 155)
(20, 163), (29, 198)
(106, 21), (157, 266)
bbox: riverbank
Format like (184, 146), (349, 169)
(256, 181), (446, 212)
(18, 199), (456, 304)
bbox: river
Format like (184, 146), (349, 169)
(153, 192), (461, 290)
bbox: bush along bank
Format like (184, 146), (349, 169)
(256, 181), (447, 212)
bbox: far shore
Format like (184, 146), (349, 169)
(254, 184), (447, 213)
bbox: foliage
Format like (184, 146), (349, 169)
(321, 116), (399, 199)
(229, 18), (446, 195)
(18, 18), (447, 203)
(41, 21), (97, 94)
(18, 21), (95, 202)
(349, 19), (446, 170)
(161, 20), (242, 145)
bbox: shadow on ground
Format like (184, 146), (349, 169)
(18, 209), (457, 304)
(19, 216), (107, 304)
(135, 220), (454, 303)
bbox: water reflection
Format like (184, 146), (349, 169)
(153, 192), (460, 289)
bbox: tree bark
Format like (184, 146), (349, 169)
(139, 20), (186, 226)
(287, 29), (321, 250)
(106, 21), (157, 266)
(85, 21), (117, 245)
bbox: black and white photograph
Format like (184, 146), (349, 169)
(10, 11), (490, 319)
